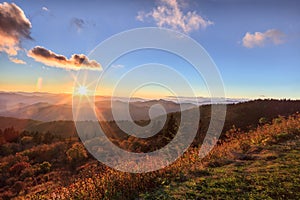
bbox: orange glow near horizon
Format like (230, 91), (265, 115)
(2, 82), (290, 100)
(0, 82), (75, 94)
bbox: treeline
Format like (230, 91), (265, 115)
(0, 127), (64, 157)
(0, 127), (89, 199)
(93, 99), (300, 152)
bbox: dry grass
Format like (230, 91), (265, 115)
(16, 113), (300, 199)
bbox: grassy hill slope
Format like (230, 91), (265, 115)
(21, 113), (300, 199)
(139, 114), (300, 199)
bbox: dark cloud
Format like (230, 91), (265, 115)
(71, 18), (86, 32)
(70, 18), (96, 32)
(28, 46), (102, 70)
(0, 2), (32, 56)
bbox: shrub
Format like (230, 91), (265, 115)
(39, 161), (52, 174)
(20, 167), (34, 180)
(66, 142), (88, 167)
(0, 190), (14, 200)
(9, 161), (30, 176)
(259, 117), (268, 125)
(12, 181), (24, 194)
(20, 136), (33, 145)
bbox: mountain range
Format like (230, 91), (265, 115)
(0, 92), (245, 122)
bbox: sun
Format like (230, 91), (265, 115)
(77, 86), (88, 96)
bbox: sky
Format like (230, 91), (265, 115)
(0, 0), (299, 99)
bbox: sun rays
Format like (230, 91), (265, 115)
(77, 85), (88, 96)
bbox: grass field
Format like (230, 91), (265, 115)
(14, 113), (298, 200)
(140, 127), (300, 199)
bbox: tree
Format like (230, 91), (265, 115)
(163, 114), (179, 143)
(12, 181), (24, 194)
(32, 131), (42, 144)
(0, 129), (5, 145)
(39, 161), (51, 174)
(9, 161), (30, 176)
(3, 127), (19, 143)
(151, 120), (162, 135)
(43, 131), (55, 144)
(20, 136), (33, 145)
(259, 117), (268, 125)
(66, 142), (88, 168)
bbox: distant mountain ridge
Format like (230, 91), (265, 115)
(0, 99), (299, 140)
(2, 92), (241, 122)
(0, 97), (196, 122)
(0, 91), (247, 111)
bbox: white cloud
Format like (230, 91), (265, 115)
(42, 7), (49, 12)
(9, 57), (26, 64)
(42, 66), (50, 70)
(136, 0), (213, 34)
(136, 11), (146, 22)
(112, 64), (124, 69)
(242, 29), (285, 48)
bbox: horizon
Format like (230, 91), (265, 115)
(1, 90), (298, 101)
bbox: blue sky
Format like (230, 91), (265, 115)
(0, 0), (299, 98)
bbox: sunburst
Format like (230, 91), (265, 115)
(77, 85), (88, 96)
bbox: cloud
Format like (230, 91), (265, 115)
(0, 2), (32, 56)
(112, 64), (124, 69)
(242, 29), (285, 48)
(27, 46), (102, 70)
(136, 0), (213, 33)
(71, 18), (86, 32)
(42, 7), (49, 12)
(9, 57), (26, 64)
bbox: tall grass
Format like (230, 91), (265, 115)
(25, 113), (300, 199)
